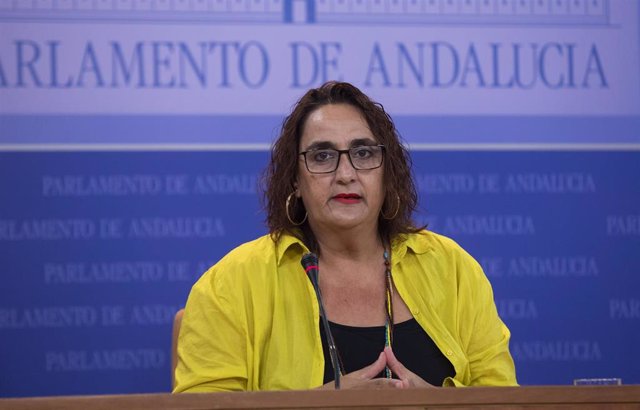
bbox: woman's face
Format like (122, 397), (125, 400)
(296, 103), (385, 234)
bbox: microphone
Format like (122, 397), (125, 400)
(301, 253), (342, 389)
(301, 252), (319, 284)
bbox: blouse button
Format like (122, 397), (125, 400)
(446, 350), (453, 356)
(412, 308), (420, 316)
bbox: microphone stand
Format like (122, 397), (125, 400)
(302, 253), (342, 389)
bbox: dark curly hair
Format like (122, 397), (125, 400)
(262, 81), (421, 251)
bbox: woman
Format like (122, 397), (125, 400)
(173, 81), (517, 392)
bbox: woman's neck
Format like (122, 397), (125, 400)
(311, 223), (391, 326)
(312, 223), (385, 262)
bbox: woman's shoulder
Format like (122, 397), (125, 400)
(193, 234), (278, 289)
(405, 229), (482, 270)
(194, 232), (305, 290)
(218, 234), (278, 266)
(406, 229), (468, 253)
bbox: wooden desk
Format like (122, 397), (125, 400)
(1, 385), (638, 409)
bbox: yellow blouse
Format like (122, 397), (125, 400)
(173, 230), (517, 392)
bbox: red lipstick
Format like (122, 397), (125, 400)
(333, 193), (362, 204)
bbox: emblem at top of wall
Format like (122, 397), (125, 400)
(0, 0), (610, 26)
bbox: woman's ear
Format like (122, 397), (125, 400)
(293, 181), (300, 198)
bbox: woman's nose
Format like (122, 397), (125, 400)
(334, 151), (357, 180)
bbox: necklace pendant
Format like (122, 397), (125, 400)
(383, 250), (390, 267)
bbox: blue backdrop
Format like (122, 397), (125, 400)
(1, 0), (639, 398)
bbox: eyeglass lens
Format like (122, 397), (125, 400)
(305, 146), (383, 173)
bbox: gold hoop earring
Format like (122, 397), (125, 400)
(381, 193), (400, 220)
(286, 192), (308, 226)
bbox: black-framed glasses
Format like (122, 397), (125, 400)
(299, 145), (385, 174)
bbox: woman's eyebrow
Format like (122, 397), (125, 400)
(349, 138), (377, 147)
(304, 141), (335, 151)
(304, 137), (376, 151)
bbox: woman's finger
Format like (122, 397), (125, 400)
(383, 346), (409, 379)
(384, 346), (434, 388)
(350, 378), (404, 390)
(352, 351), (388, 380)
(319, 353), (389, 390)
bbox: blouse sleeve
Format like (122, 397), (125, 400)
(173, 263), (251, 392)
(447, 249), (518, 387)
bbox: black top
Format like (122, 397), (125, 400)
(320, 318), (455, 386)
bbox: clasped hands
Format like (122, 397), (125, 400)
(319, 347), (435, 390)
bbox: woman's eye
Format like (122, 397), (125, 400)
(352, 147), (373, 158)
(313, 150), (335, 162)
